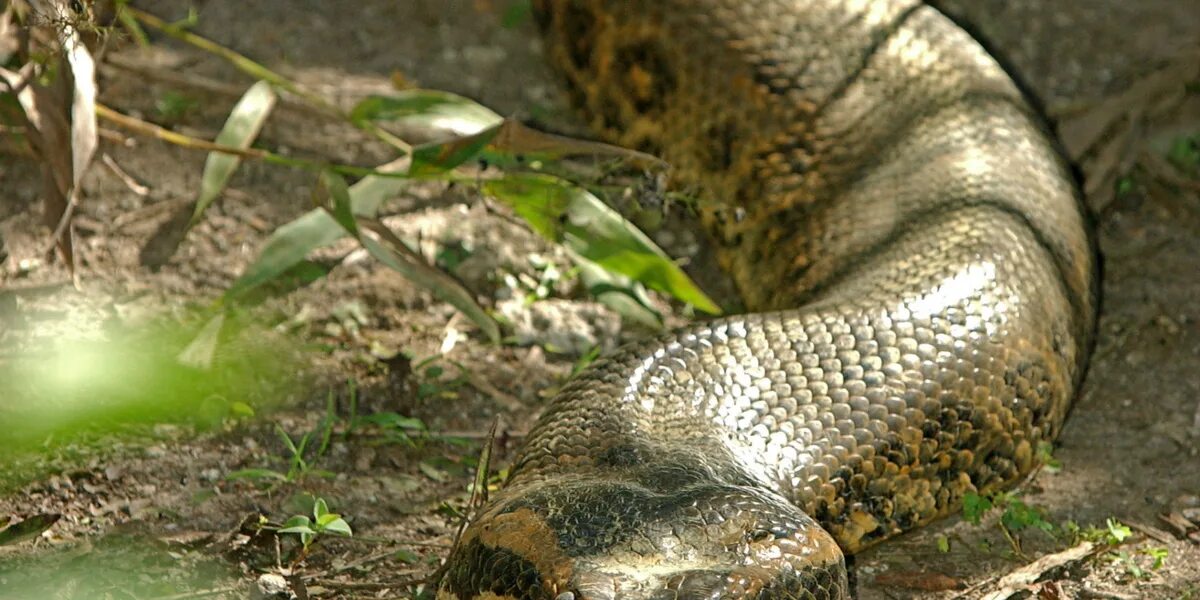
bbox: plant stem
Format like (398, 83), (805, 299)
(124, 6), (411, 153)
(96, 103), (428, 181)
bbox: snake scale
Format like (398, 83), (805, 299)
(440, 1), (1097, 598)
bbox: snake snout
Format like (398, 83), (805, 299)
(439, 479), (849, 600)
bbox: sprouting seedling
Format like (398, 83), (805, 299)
(276, 497), (352, 552)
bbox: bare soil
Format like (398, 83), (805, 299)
(1, 1), (1199, 599)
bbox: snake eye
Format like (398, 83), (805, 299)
(748, 528), (773, 542)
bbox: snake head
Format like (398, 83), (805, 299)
(438, 477), (848, 600)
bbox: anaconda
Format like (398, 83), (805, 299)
(440, 1), (1098, 598)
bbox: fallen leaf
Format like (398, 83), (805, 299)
(0, 514), (61, 547)
(873, 571), (964, 592)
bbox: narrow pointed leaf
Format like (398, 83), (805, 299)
(176, 312), (225, 370)
(192, 81), (277, 227)
(407, 119), (663, 177)
(485, 173), (720, 314)
(354, 217), (500, 343)
(224, 159), (409, 300)
(408, 124), (503, 176)
(317, 173), (500, 342)
(350, 90), (502, 137)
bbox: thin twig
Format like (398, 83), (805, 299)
(100, 56), (333, 121)
(95, 102), (420, 181)
(123, 7), (411, 153)
(977, 541), (1101, 600)
(96, 102), (265, 159)
(101, 152), (150, 196)
(308, 577), (426, 591)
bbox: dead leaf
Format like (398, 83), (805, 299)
(980, 541), (1099, 600)
(0, 513), (61, 547)
(873, 570), (964, 592)
(0, 1), (98, 274)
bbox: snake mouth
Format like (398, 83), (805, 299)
(439, 478), (849, 600)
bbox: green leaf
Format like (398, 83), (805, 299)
(1142, 546), (1169, 570)
(356, 412), (425, 430)
(1166, 134), (1200, 172)
(999, 497), (1052, 533)
(229, 401), (256, 417)
(319, 170), (358, 234)
(1036, 441), (1062, 473)
(313, 497), (329, 520)
(407, 118), (664, 178)
(409, 125), (502, 176)
(485, 173), (720, 314)
(1105, 518), (1132, 543)
(0, 514), (60, 547)
(176, 313), (224, 370)
(318, 173), (500, 342)
(936, 535), (950, 553)
(500, 0), (532, 28)
(419, 461), (450, 482)
(962, 492), (993, 525)
(280, 515), (312, 531)
(318, 517), (352, 537)
(394, 549), (420, 564)
(224, 158), (409, 301)
(350, 90), (502, 137)
(192, 81), (277, 228)
(574, 253), (663, 328)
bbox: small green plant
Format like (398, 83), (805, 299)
(276, 497), (352, 551)
(570, 345), (603, 378)
(1064, 518), (1169, 579)
(355, 411), (428, 446)
(1166, 133), (1200, 175)
(1035, 441), (1062, 473)
(963, 490), (1054, 533)
(154, 91), (199, 122)
(961, 490), (1055, 556)
(417, 361), (466, 402)
(1107, 547), (1169, 580)
(1067, 517), (1133, 545)
(226, 393), (338, 483)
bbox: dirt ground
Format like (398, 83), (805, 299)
(1, 1), (1199, 599)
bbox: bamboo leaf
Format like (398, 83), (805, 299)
(224, 159), (409, 301)
(192, 81), (277, 228)
(318, 172), (501, 343)
(350, 90), (502, 137)
(485, 173), (720, 314)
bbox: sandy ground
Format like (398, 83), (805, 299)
(1, 1), (1199, 598)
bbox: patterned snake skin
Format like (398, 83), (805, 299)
(440, 1), (1098, 598)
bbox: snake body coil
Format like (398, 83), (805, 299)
(440, 1), (1097, 598)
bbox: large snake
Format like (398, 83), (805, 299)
(440, 1), (1097, 598)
